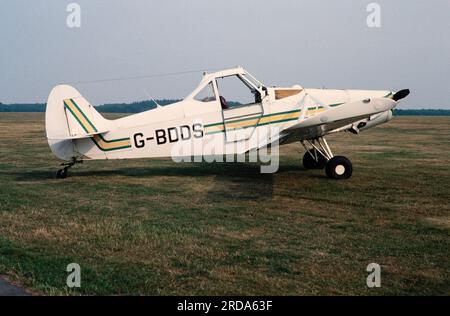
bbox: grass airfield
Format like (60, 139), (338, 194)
(0, 113), (448, 295)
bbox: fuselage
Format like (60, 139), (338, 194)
(46, 67), (398, 161)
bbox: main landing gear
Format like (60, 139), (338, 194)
(56, 158), (82, 179)
(301, 137), (353, 180)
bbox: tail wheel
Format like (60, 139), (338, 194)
(325, 156), (353, 180)
(303, 150), (327, 169)
(56, 168), (68, 179)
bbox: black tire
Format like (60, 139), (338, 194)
(56, 168), (68, 179)
(303, 150), (327, 169)
(325, 156), (353, 179)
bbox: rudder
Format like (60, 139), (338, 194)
(46, 84), (110, 160)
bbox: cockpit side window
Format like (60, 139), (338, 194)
(216, 75), (261, 108)
(194, 82), (216, 102)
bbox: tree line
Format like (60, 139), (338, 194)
(0, 101), (449, 116)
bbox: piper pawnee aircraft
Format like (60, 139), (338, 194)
(46, 66), (410, 179)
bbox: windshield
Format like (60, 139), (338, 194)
(194, 81), (216, 102)
(242, 72), (263, 90)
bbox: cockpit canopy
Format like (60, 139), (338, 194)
(188, 67), (266, 109)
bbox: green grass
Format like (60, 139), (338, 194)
(0, 113), (449, 295)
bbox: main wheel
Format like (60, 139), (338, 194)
(303, 150), (327, 169)
(325, 156), (353, 179)
(56, 168), (68, 179)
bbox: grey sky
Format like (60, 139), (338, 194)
(1, 0), (449, 109)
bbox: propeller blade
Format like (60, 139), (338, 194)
(392, 89), (410, 101)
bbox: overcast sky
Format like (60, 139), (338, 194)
(1, 0), (449, 108)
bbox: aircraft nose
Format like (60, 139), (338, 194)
(373, 98), (397, 112)
(372, 89), (410, 112)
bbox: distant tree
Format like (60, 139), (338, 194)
(95, 99), (181, 113)
(394, 109), (450, 116)
(1, 101), (449, 116)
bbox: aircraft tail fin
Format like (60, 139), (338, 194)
(45, 84), (111, 160)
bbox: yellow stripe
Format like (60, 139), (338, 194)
(258, 111), (300, 125)
(64, 99), (131, 151)
(92, 135), (131, 149)
(205, 111), (301, 132)
(305, 107), (327, 117)
(64, 99), (96, 134)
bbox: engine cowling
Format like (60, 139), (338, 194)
(357, 110), (393, 132)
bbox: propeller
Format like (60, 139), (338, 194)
(392, 89), (410, 101)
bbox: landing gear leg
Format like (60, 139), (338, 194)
(56, 158), (82, 179)
(302, 148), (327, 169)
(301, 137), (353, 179)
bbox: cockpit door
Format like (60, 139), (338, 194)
(222, 104), (263, 142)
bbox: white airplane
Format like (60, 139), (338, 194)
(46, 66), (409, 179)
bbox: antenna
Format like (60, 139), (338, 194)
(142, 89), (161, 108)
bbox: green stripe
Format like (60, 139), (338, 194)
(308, 105), (326, 109)
(205, 116), (300, 135)
(206, 130), (226, 135)
(64, 100), (131, 151)
(204, 109), (301, 128)
(205, 106), (328, 129)
(97, 135), (130, 143)
(257, 116), (299, 127)
(64, 101), (90, 133)
(70, 99), (98, 132)
(91, 139), (131, 152)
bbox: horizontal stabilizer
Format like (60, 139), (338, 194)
(62, 130), (109, 140)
